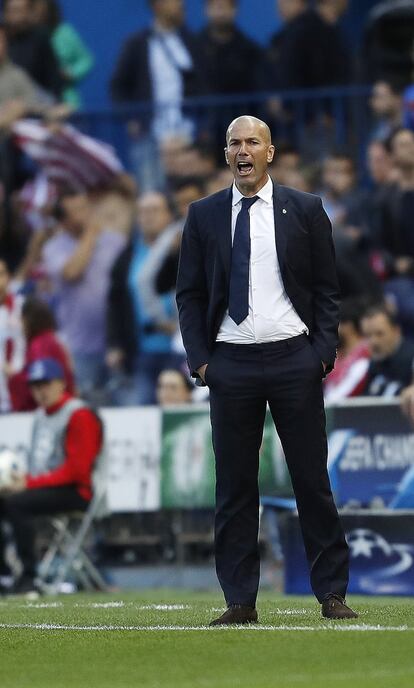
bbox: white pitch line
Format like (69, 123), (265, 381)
(73, 603), (190, 610)
(138, 604), (191, 611)
(77, 602), (126, 609)
(270, 608), (309, 616)
(0, 622), (412, 633)
(23, 602), (63, 609)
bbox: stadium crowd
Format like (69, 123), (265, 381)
(1, 0), (414, 419)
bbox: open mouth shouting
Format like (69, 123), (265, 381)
(237, 161), (254, 176)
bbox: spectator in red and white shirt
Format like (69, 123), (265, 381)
(0, 357), (103, 594)
(0, 259), (25, 413)
(324, 299), (370, 403)
(8, 296), (75, 411)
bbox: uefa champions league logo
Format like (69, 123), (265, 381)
(347, 529), (414, 593)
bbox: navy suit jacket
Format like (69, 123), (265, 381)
(176, 181), (340, 380)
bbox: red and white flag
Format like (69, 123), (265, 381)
(12, 119), (124, 192)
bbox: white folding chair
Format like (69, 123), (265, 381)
(37, 449), (110, 594)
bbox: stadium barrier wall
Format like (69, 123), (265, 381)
(1, 398), (413, 512)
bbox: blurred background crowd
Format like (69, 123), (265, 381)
(2, 0), (414, 413)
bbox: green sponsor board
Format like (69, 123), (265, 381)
(161, 407), (293, 508)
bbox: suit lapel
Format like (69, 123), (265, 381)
(215, 187), (233, 282)
(272, 182), (289, 275)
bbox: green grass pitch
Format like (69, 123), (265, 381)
(1, 590), (414, 688)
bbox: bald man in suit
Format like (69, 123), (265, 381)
(176, 116), (357, 624)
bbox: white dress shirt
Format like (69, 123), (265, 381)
(217, 175), (308, 343)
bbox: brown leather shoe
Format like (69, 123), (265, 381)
(321, 594), (358, 619)
(209, 604), (258, 626)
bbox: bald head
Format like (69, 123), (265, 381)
(226, 116), (272, 146)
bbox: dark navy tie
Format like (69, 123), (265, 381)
(228, 195), (259, 325)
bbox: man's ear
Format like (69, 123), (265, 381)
(224, 147), (229, 165)
(267, 145), (275, 164)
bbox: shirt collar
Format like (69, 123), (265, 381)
(232, 175), (273, 207)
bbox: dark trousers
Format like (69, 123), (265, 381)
(206, 334), (349, 607)
(0, 486), (88, 578)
